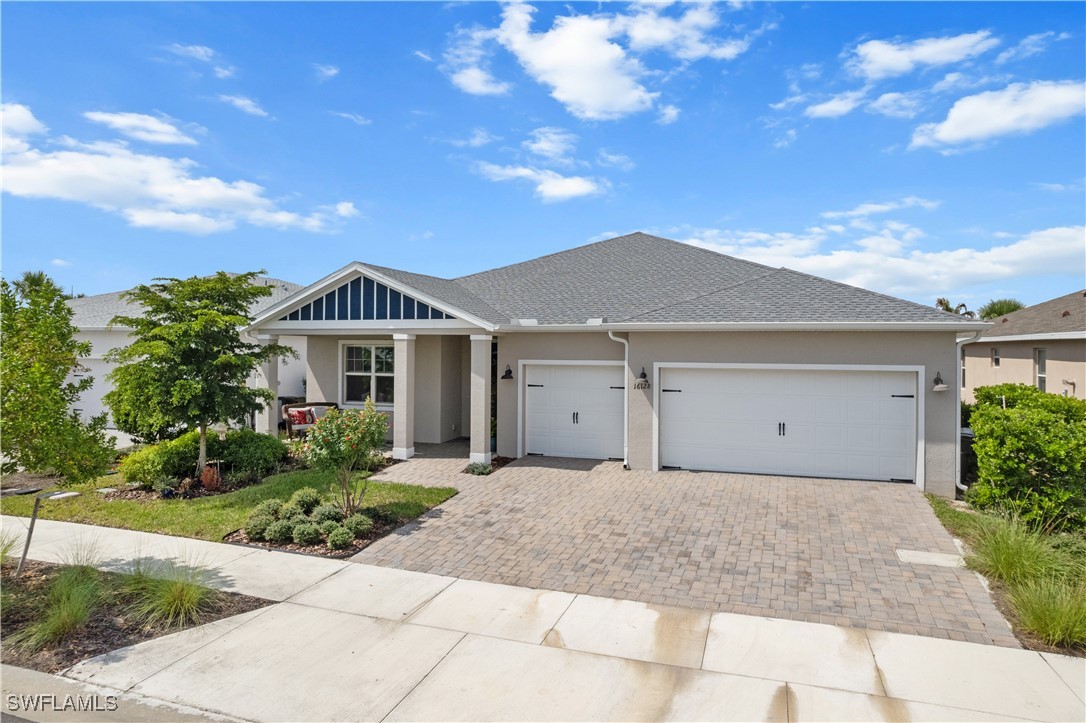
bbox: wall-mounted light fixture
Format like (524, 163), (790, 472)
(633, 367), (651, 390)
(500, 365), (513, 380)
(932, 372), (949, 392)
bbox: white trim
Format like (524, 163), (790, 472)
(516, 359), (624, 459)
(469, 451), (492, 465)
(651, 362), (926, 491)
(256, 320), (478, 334)
(496, 321), (991, 333)
(470, 334), (493, 341)
(970, 331), (1085, 343)
(247, 261), (497, 332)
(392, 447), (415, 460)
(392, 333), (416, 341)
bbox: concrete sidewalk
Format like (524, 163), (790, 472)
(2, 516), (1083, 722)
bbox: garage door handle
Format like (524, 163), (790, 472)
(662, 389), (682, 393)
(891, 394), (914, 398)
(528, 384), (544, 387)
(778, 423), (782, 436)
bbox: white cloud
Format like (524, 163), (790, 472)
(847, 30), (1000, 81)
(804, 90), (867, 119)
(217, 95), (269, 117)
(822, 196), (940, 219)
(911, 80), (1086, 150)
(2, 105), (352, 235)
(166, 43), (216, 62)
(866, 91), (923, 119)
(1034, 181), (1082, 192)
(474, 161), (606, 202)
(50, 258), (72, 268)
(996, 31), (1071, 65)
(449, 127), (499, 147)
(83, 111), (197, 145)
(443, 3), (762, 121)
(314, 63), (340, 81)
(773, 128), (797, 149)
(331, 111), (372, 126)
(681, 223), (1086, 300)
(523, 126), (577, 163)
(1, 103), (48, 154)
(414, 50), (433, 62)
(213, 66), (236, 79)
(657, 104), (681, 125)
(596, 148), (635, 170)
(442, 25), (512, 96)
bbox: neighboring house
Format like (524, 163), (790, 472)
(68, 276), (308, 428)
(247, 233), (987, 498)
(962, 290), (1086, 403)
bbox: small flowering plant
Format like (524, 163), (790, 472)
(304, 399), (388, 516)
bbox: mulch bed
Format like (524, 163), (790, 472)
(0, 560), (271, 674)
(222, 516), (407, 559)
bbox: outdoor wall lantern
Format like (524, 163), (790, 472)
(633, 367), (651, 390)
(500, 365), (513, 380)
(932, 372), (949, 392)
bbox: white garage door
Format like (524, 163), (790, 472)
(659, 368), (917, 482)
(525, 364), (624, 460)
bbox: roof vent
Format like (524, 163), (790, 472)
(586, 318), (605, 325)
(1002, 318), (1008, 323)
(517, 319), (538, 326)
(1062, 311), (1071, 317)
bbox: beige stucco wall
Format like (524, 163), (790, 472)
(495, 330), (960, 498)
(963, 339), (1086, 402)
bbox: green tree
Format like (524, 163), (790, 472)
(105, 271), (294, 474)
(0, 271), (114, 483)
(934, 297), (977, 318)
(978, 298), (1026, 320)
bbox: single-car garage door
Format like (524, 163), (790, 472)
(525, 364), (624, 460)
(659, 368), (917, 482)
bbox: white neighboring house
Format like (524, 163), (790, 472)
(67, 276), (308, 430)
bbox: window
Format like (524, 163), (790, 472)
(990, 348), (1000, 367)
(1035, 348), (1047, 392)
(961, 349), (966, 388)
(343, 344), (394, 405)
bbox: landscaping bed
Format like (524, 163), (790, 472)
(0, 559), (270, 674)
(463, 456), (514, 475)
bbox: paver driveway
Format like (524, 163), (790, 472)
(358, 443), (1017, 647)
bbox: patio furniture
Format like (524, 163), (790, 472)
(283, 402), (339, 439)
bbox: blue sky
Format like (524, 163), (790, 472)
(2, 1), (1083, 308)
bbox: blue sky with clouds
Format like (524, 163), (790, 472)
(2, 2), (1083, 308)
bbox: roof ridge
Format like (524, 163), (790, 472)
(363, 261), (513, 323)
(613, 268), (782, 323)
(452, 231), (653, 281)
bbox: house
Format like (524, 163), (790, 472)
(246, 232), (989, 498)
(962, 290), (1086, 403)
(68, 276), (308, 429)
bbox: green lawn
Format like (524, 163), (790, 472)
(0, 470), (457, 542)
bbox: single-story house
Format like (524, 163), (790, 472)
(248, 233), (987, 498)
(962, 290), (1086, 403)
(68, 276), (308, 428)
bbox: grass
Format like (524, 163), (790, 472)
(0, 528), (19, 567)
(0, 469), (457, 542)
(10, 566), (102, 652)
(125, 559), (214, 628)
(926, 494), (1086, 651)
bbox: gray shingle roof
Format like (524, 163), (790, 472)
(364, 264), (509, 325)
(69, 276), (301, 329)
(980, 290), (1085, 338)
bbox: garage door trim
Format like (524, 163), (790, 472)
(652, 362), (926, 490)
(517, 359), (625, 459)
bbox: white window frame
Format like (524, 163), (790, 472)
(1035, 348), (1047, 392)
(961, 348), (967, 388)
(337, 340), (395, 410)
(990, 348), (1000, 367)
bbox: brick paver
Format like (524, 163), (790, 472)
(361, 442), (1018, 647)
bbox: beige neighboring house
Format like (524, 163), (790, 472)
(67, 276), (308, 430)
(246, 233), (988, 498)
(962, 290), (1086, 403)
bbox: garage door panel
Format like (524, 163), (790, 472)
(659, 368), (917, 483)
(525, 364), (624, 460)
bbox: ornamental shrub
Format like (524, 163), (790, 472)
(287, 487), (323, 515)
(343, 514), (374, 539)
(318, 520), (341, 536)
(968, 384), (1086, 530)
(251, 499), (283, 520)
(305, 400), (388, 516)
(327, 526), (353, 550)
(119, 445), (164, 489)
(244, 513), (276, 542)
(292, 522), (322, 546)
(220, 429), (287, 478)
(119, 429), (287, 487)
(264, 519), (296, 544)
(311, 504), (344, 524)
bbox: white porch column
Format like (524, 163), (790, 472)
(254, 335), (280, 436)
(469, 334), (492, 465)
(393, 334), (415, 460)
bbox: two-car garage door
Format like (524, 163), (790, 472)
(658, 368), (917, 482)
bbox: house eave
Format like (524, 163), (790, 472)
(969, 331), (1085, 343)
(493, 321), (994, 333)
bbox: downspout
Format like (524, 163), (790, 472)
(956, 331), (984, 493)
(607, 330), (630, 469)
